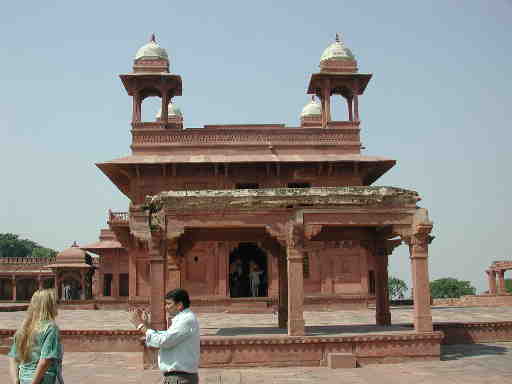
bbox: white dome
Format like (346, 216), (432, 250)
(320, 34), (355, 62)
(156, 102), (182, 118)
(300, 98), (321, 117)
(135, 35), (168, 61)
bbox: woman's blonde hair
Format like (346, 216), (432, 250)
(15, 289), (58, 362)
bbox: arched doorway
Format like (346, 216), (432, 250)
(229, 242), (268, 298)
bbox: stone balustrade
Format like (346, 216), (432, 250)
(0, 257), (55, 265)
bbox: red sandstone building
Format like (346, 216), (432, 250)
(2, 34), (440, 336)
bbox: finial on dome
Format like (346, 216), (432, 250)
(150, 33), (156, 43)
(335, 33), (340, 43)
(71, 241), (79, 248)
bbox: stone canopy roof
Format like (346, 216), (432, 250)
(147, 186), (420, 212)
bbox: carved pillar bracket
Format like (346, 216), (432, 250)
(286, 222), (305, 336)
(305, 224), (323, 241)
(265, 223), (287, 248)
(405, 209), (434, 333)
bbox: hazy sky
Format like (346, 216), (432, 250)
(1, 1), (510, 293)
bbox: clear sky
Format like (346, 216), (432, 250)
(0, 1), (510, 293)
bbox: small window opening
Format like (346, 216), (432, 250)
(236, 183), (259, 189)
(287, 182), (311, 188)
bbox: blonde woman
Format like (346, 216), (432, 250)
(8, 289), (63, 384)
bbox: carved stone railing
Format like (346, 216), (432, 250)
(0, 257), (56, 265)
(108, 210), (129, 224)
(131, 125), (361, 146)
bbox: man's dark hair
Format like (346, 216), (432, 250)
(165, 288), (191, 308)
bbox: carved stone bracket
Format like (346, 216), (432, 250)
(305, 225), (323, 240)
(265, 223), (288, 248)
(287, 223), (305, 251)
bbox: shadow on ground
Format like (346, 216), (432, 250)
(215, 323), (413, 336)
(441, 343), (509, 361)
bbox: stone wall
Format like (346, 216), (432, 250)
(433, 294), (512, 307)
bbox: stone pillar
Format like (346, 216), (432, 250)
(359, 245), (369, 297)
(408, 233), (433, 332)
(287, 247), (305, 335)
(38, 276), (43, 291)
(149, 230), (167, 331)
(161, 92), (169, 123)
(321, 80), (331, 128)
(278, 252), (288, 328)
(375, 246), (391, 326)
(98, 267), (104, 298)
(354, 95), (359, 121)
(321, 250), (334, 294)
(132, 93), (141, 122)
(286, 224), (305, 336)
(487, 270), (497, 295)
(112, 250), (120, 298)
(166, 242), (181, 293)
(498, 270), (506, 294)
(80, 271), (86, 300)
(128, 250), (137, 299)
(217, 243), (228, 297)
(12, 276), (16, 301)
(269, 252), (279, 298)
(347, 96), (353, 121)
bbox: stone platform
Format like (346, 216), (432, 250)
(2, 307), (512, 368)
(2, 343), (512, 383)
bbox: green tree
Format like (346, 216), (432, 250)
(505, 279), (512, 294)
(388, 276), (408, 300)
(430, 278), (476, 299)
(0, 233), (56, 258)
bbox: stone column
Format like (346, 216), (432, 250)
(408, 232), (433, 332)
(269, 252), (279, 298)
(354, 95), (359, 121)
(278, 251), (288, 328)
(38, 276), (43, 291)
(498, 270), (506, 294)
(321, 250), (334, 294)
(112, 250), (120, 298)
(128, 250), (136, 299)
(286, 224), (305, 336)
(161, 92), (169, 123)
(80, 271), (86, 300)
(375, 244), (391, 326)
(149, 230), (167, 331)
(166, 242), (181, 293)
(487, 270), (497, 295)
(347, 96), (353, 121)
(132, 93), (141, 122)
(98, 267), (104, 298)
(12, 276), (16, 301)
(322, 80), (331, 128)
(359, 245), (369, 297)
(217, 243), (228, 297)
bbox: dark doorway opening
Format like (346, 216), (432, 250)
(369, 270), (376, 295)
(119, 273), (129, 297)
(229, 242), (268, 298)
(104, 273), (112, 297)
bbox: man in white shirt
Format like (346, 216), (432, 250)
(129, 288), (200, 384)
